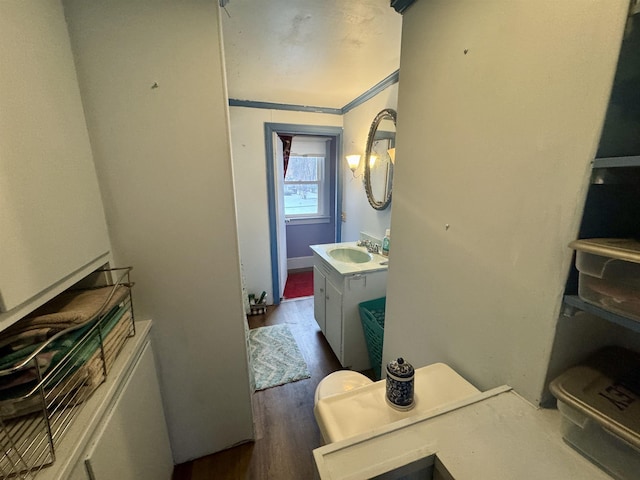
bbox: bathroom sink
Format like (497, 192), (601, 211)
(327, 247), (372, 264)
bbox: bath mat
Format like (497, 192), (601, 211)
(283, 270), (314, 299)
(249, 324), (311, 391)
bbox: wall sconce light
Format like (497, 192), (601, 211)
(387, 148), (396, 165)
(346, 154), (361, 176)
(369, 154), (378, 168)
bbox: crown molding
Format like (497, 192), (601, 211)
(228, 69), (399, 115)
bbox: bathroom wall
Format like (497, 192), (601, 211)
(229, 107), (342, 301)
(383, 0), (629, 405)
(342, 83), (399, 243)
(63, 0), (254, 462)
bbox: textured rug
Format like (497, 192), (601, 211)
(283, 271), (314, 299)
(249, 324), (311, 391)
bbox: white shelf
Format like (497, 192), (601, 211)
(593, 156), (640, 169)
(563, 295), (640, 334)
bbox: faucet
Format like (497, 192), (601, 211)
(357, 239), (380, 254)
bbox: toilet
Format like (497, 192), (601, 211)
(313, 370), (373, 444)
(314, 363), (481, 444)
(314, 370), (373, 405)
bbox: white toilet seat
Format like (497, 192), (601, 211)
(314, 370), (373, 405)
(314, 363), (481, 444)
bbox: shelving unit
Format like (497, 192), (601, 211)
(592, 155), (640, 169)
(545, 12), (640, 478)
(562, 151), (640, 333)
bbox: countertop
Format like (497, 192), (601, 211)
(314, 387), (614, 480)
(315, 363), (480, 443)
(310, 242), (389, 275)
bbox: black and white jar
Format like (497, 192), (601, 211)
(386, 357), (415, 410)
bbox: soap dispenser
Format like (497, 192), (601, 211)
(382, 229), (391, 256)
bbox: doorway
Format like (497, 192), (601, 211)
(264, 123), (343, 304)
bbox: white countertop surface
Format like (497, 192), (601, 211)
(314, 387), (614, 480)
(315, 363), (480, 443)
(310, 242), (389, 275)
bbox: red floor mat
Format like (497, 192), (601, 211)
(283, 271), (314, 299)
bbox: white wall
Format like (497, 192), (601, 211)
(342, 84), (398, 243)
(383, 0), (629, 405)
(63, 0), (254, 462)
(229, 107), (342, 302)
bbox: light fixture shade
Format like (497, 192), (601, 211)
(387, 148), (396, 164)
(346, 154), (361, 172)
(369, 154), (378, 168)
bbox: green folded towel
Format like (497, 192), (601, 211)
(0, 303), (130, 402)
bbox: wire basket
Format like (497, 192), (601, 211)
(0, 267), (135, 479)
(358, 297), (386, 380)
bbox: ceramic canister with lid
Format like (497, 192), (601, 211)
(386, 357), (415, 410)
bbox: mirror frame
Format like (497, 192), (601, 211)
(364, 108), (397, 210)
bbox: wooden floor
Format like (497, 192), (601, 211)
(172, 297), (344, 480)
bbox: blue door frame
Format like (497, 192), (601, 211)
(264, 123), (343, 304)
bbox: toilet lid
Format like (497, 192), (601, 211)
(315, 371), (373, 403)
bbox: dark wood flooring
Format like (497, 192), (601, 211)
(172, 297), (343, 480)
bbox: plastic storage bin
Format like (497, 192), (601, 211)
(569, 238), (640, 321)
(358, 297), (386, 380)
(549, 346), (640, 480)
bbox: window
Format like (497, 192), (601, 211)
(284, 155), (328, 219)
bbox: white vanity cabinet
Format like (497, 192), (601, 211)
(312, 252), (387, 371)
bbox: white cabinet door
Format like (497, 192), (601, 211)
(325, 279), (343, 363)
(83, 342), (173, 480)
(0, 2), (110, 313)
(313, 266), (327, 334)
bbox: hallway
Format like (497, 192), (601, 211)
(172, 298), (342, 479)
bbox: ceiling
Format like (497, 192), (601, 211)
(220, 0), (403, 110)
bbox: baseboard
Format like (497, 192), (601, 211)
(287, 256), (314, 270)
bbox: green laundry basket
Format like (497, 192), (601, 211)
(358, 297), (386, 380)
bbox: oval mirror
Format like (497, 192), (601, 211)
(364, 108), (396, 210)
